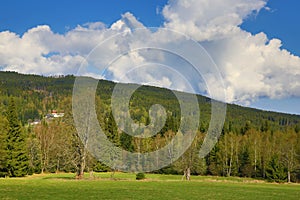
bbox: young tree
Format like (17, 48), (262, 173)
(246, 129), (262, 178)
(6, 98), (29, 177)
(260, 132), (273, 178)
(34, 120), (55, 173)
(174, 132), (206, 180)
(280, 129), (298, 183)
(63, 98), (88, 179)
(27, 126), (41, 174)
(218, 132), (239, 177)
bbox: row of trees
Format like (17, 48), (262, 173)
(1, 98), (299, 183)
(0, 98), (90, 178)
(206, 129), (300, 182)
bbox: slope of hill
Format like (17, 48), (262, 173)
(0, 71), (299, 131)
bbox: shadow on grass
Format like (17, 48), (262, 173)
(41, 174), (129, 181)
(42, 176), (75, 180)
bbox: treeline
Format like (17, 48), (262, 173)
(0, 72), (300, 182)
(206, 128), (300, 183)
(1, 99), (299, 183)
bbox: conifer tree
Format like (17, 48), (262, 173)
(266, 155), (287, 183)
(6, 98), (29, 177)
(0, 116), (8, 177)
(106, 112), (120, 146)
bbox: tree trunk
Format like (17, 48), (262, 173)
(288, 171), (291, 183)
(182, 167), (191, 181)
(254, 139), (257, 177)
(41, 154), (46, 174)
(76, 161), (85, 179)
(75, 142), (86, 179)
(77, 149), (86, 179)
(228, 141), (233, 177)
(89, 170), (94, 179)
(56, 159), (59, 174)
(182, 171), (186, 181)
(110, 170), (116, 179)
(262, 158), (266, 178)
(186, 167), (191, 180)
(79, 159), (85, 178)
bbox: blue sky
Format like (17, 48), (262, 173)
(0, 0), (167, 34)
(0, 0), (300, 115)
(241, 0), (300, 56)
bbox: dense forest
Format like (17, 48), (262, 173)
(0, 71), (300, 182)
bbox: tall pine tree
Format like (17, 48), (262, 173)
(6, 98), (29, 177)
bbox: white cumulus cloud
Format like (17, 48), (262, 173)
(0, 1), (300, 106)
(163, 0), (300, 104)
(163, 0), (267, 41)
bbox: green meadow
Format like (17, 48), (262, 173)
(0, 173), (299, 200)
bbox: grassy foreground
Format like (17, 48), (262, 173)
(0, 173), (299, 200)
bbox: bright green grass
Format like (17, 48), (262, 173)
(0, 173), (299, 200)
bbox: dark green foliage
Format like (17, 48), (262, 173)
(0, 71), (75, 124)
(93, 161), (110, 172)
(206, 145), (221, 176)
(1, 71), (299, 131)
(295, 124), (300, 133)
(120, 132), (134, 152)
(6, 98), (29, 177)
(239, 148), (253, 177)
(136, 172), (146, 180)
(0, 116), (8, 177)
(105, 112), (120, 146)
(266, 155), (287, 183)
(241, 121), (252, 135)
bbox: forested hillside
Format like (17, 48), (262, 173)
(0, 71), (299, 182)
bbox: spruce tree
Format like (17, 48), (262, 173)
(266, 155), (287, 183)
(0, 116), (8, 177)
(106, 112), (120, 146)
(6, 98), (29, 177)
(120, 121), (134, 151)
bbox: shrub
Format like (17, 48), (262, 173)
(136, 172), (146, 180)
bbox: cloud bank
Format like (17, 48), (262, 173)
(1, 0), (300, 105)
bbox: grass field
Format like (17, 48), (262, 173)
(0, 173), (299, 200)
